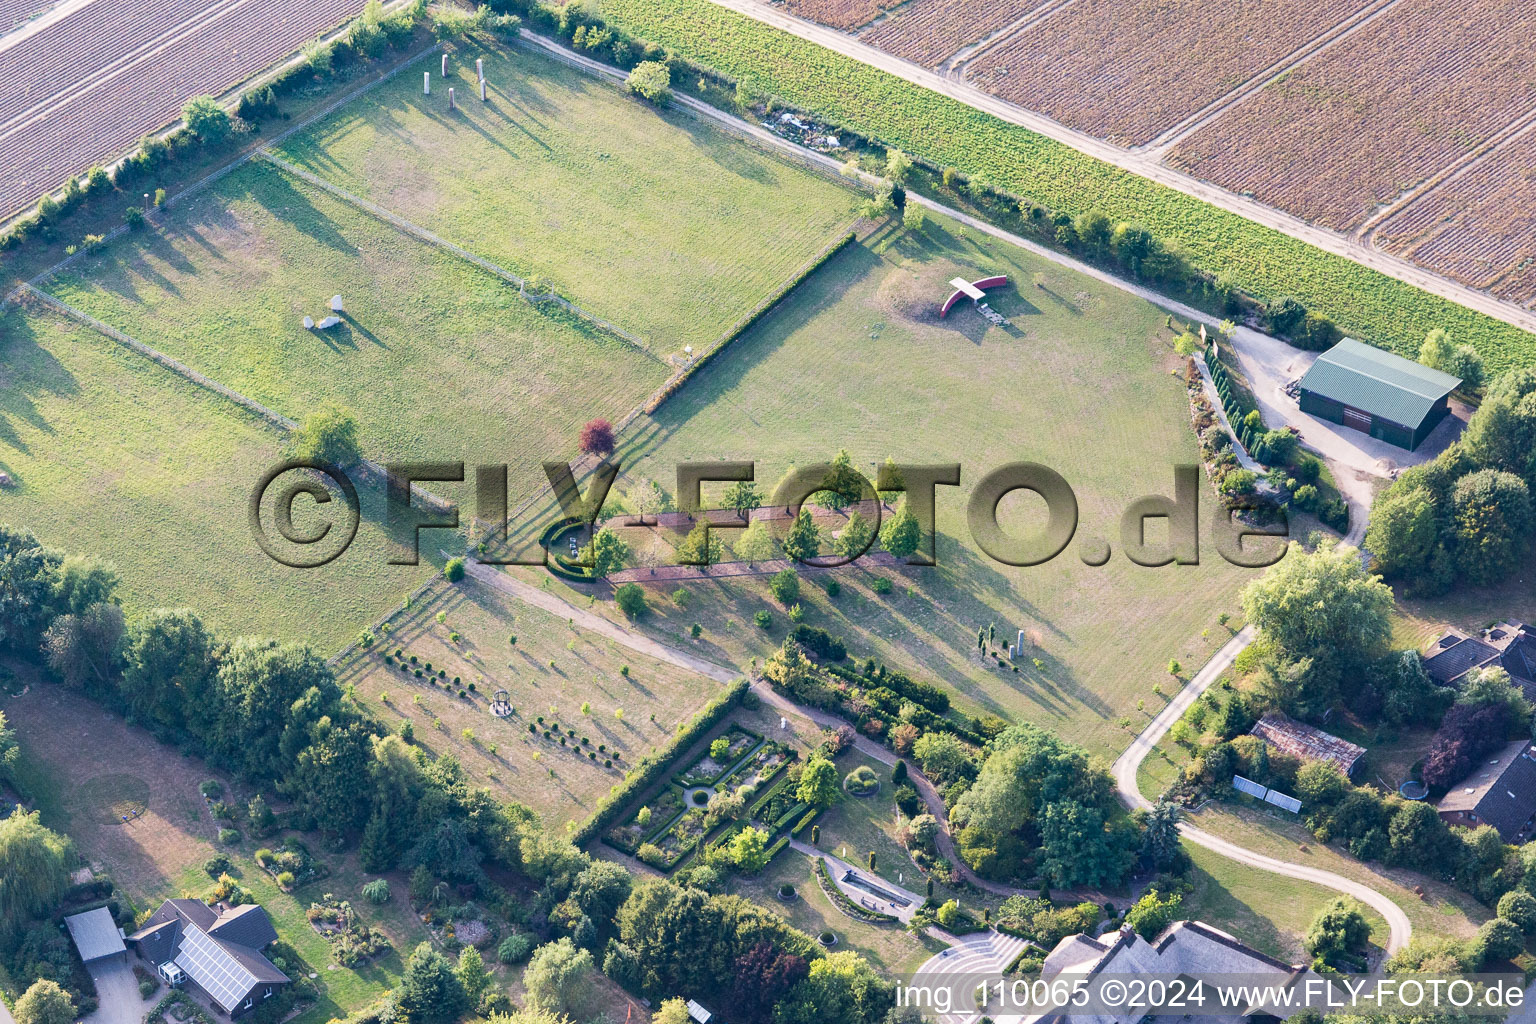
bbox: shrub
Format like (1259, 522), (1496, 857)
(362, 879), (391, 905)
(626, 60), (672, 105)
(843, 765), (879, 795)
(276, 871), (295, 888)
(254, 848), (275, 867)
(615, 583), (647, 618)
(219, 828), (240, 845)
(825, 579), (841, 598)
(753, 610), (773, 629)
(497, 933), (534, 964)
(444, 557), (465, 581)
(769, 568), (800, 605)
(200, 780), (224, 798)
(872, 577), (893, 595)
(139, 979), (156, 999)
(203, 855), (230, 877)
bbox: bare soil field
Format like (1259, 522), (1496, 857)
(1373, 127), (1536, 306)
(335, 574), (724, 830)
(962, 0), (1375, 147)
(858, 0), (1053, 69)
(771, 0), (902, 30)
(0, 0), (366, 218)
(1168, 0), (1536, 230)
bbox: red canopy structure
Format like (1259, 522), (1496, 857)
(940, 275), (1008, 317)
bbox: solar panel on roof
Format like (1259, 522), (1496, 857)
(175, 922), (256, 1012)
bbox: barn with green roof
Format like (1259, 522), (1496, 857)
(1297, 338), (1460, 451)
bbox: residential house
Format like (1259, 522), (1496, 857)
(1436, 739), (1536, 843)
(127, 900), (290, 1018)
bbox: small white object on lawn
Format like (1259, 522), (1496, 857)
(302, 315), (314, 329)
(424, 71), (430, 95)
(329, 294), (344, 312)
(317, 316), (341, 329)
(780, 716), (787, 730)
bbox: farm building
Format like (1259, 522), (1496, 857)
(1422, 620), (1536, 704)
(127, 900), (290, 1018)
(64, 906), (126, 965)
(1251, 711), (1365, 779)
(1297, 338), (1459, 450)
(1435, 740), (1536, 843)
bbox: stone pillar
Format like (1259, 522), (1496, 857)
(448, 87), (456, 111)
(480, 78), (487, 102)
(441, 53), (448, 77)
(476, 57), (484, 82)
(423, 71), (430, 94)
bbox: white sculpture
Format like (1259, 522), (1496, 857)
(316, 316), (341, 329)
(303, 315), (314, 329)
(329, 294), (344, 313)
(424, 71), (430, 95)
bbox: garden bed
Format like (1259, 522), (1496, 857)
(675, 725), (763, 787)
(307, 894), (391, 967)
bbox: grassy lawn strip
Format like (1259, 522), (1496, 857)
(1179, 842), (1388, 962)
(0, 307), (427, 652)
(44, 159), (667, 500)
(599, 0), (1536, 376)
(274, 37), (859, 352)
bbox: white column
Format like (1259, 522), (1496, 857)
(423, 71), (430, 94)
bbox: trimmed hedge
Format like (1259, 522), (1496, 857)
(788, 624), (846, 661)
(573, 676), (749, 845)
(790, 807), (820, 836)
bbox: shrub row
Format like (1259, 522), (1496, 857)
(572, 676), (749, 845)
(788, 624), (846, 661)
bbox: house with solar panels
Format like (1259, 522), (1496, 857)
(1297, 338), (1460, 451)
(127, 899), (290, 1017)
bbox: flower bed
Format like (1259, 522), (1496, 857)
(604, 784), (687, 854)
(675, 725), (762, 787)
(255, 838), (328, 889)
(307, 894), (392, 966)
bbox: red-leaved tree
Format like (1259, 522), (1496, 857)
(578, 418), (614, 456)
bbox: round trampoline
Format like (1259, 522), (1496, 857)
(1398, 779), (1428, 800)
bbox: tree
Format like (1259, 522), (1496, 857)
(769, 568), (800, 605)
(207, 637), (340, 783)
(653, 999), (691, 1024)
(12, 980), (74, 1024)
(1364, 483), (1439, 583)
(901, 203), (926, 230)
(0, 525), (63, 651)
(797, 755), (839, 809)
(1451, 469), (1532, 584)
(734, 520), (777, 565)
(42, 601), (123, 692)
(578, 418), (615, 456)
(1075, 209), (1113, 256)
(523, 938), (595, 1017)
(782, 509), (822, 563)
(723, 481), (762, 516)
(833, 510), (875, 560)
(614, 583), (647, 619)
(1420, 329), (1484, 390)
(773, 950), (893, 1024)
(725, 827), (770, 873)
(0, 712), (17, 789)
(290, 404), (361, 467)
(675, 520), (725, 566)
(1037, 799), (1136, 888)
(1471, 917), (1524, 967)
(732, 941), (809, 1024)
(1124, 889), (1182, 939)
(1305, 898), (1370, 966)
(816, 449), (866, 513)
(1496, 890), (1536, 935)
(119, 608), (217, 732)
(571, 860), (633, 924)
(626, 61), (671, 105)
(51, 553), (118, 616)
(884, 148), (912, 182)
(397, 942), (469, 1024)
(0, 809), (73, 943)
(879, 500), (921, 559)
(1141, 799), (1181, 867)
(1240, 539), (1393, 677)
(457, 946), (489, 1006)
(182, 95), (232, 144)
(584, 527), (629, 578)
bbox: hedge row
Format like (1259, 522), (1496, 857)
(643, 232), (856, 413)
(788, 624), (846, 661)
(572, 676), (749, 845)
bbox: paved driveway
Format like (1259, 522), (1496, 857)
(82, 956), (155, 1024)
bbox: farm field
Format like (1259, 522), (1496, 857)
(776, 0), (900, 30)
(1373, 128), (1536, 306)
(1, 680), (431, 1024)
(858, 0), (1050, 70)
(43, 159), (666, 498)
(335, 573), (727, 829)
(274, 39), (858, 351)
(531, 214), (1253, 758)
(0, 0), (367, 218)
(0, 305), (427, 652)
(599, 0), (1536, 377)
(1179, 842), (1389, 962)
(1168, 0), (1536, 231)
(961, 0), (1375, 147)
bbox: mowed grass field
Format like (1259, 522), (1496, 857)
(275, 39), (859, 351)
(1, 678), (431, 1024)
(44, 160), (667, 495)
(545, 215), (1255, 757)
(336, 574), (726, 829)
(0, 306), (430, 651)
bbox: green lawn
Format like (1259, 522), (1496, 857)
(535, 214), (1254, 757)
(1179, 842), (1389, 962)
(274, 38), (859, 352)
(0, 307), (428, 651)
(43, 160), (667, 504)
